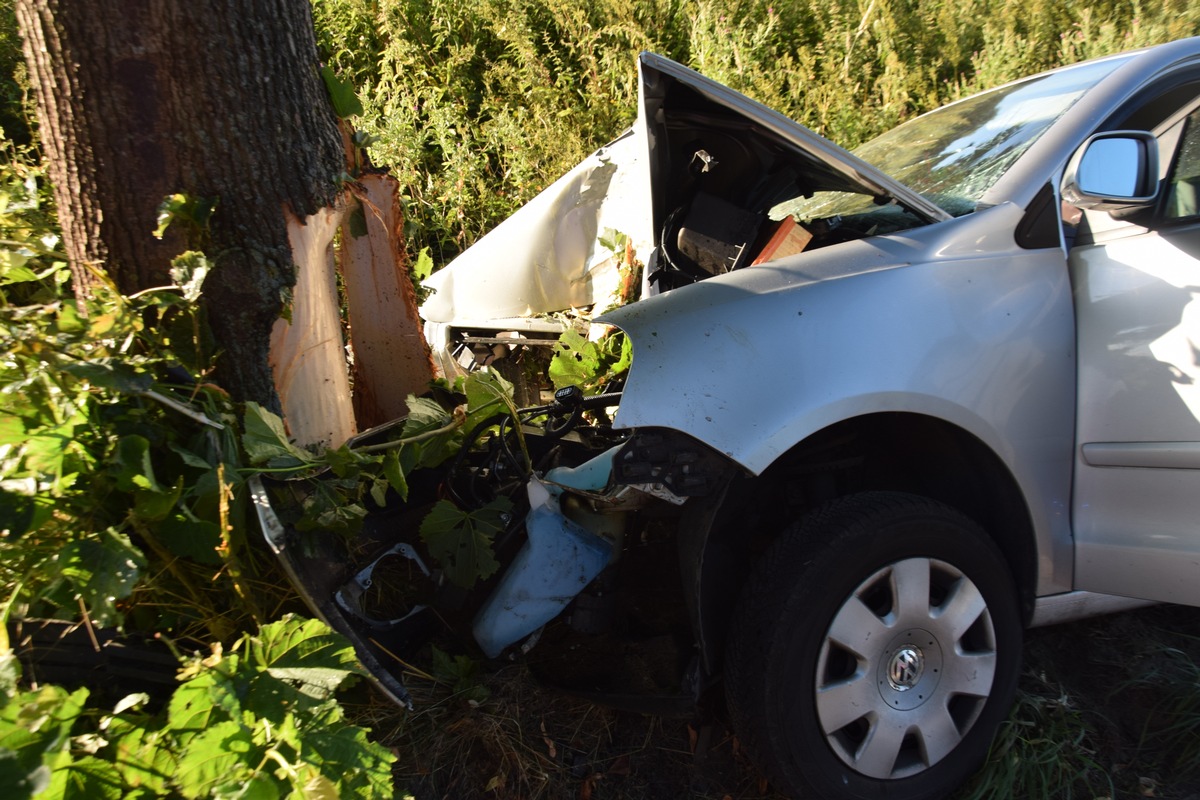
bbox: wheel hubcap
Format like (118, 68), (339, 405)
(887, 646), (923, 691)
(814, 557), (997, 780)
(877, 629), (944, 712)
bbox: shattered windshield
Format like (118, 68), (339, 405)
(777, 55), (1132, 221)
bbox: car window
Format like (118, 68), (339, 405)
(779, 56), (1132, 222)
(1165, 108), (1200, 220)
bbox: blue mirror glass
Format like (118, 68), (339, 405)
(1076, 138), (1143, 198)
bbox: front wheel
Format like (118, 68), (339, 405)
(725, 492), (1022, 800)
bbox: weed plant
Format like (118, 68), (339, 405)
(311, 0), (1200, 273)
(1124, 631), (1200, 785)
(956, 674), (1113, 800)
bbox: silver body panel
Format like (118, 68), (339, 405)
(601, 203), (1079, 595)
(1070, 212), (1200, 605)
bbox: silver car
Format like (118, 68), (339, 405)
(260, 37), (1200, 800)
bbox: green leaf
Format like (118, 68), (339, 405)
(58, 530), (147, 626)
(598, 227), (630, 253)
(63, 360), (154, 394)
(297, 496), (368, 536)
(548, 329), (601, 390)
(0, 486), (52, 539)
(401, 396), (460, 468)
(368, 475), (389, 507)
(400, 396), (452, 437)
(242, 403), (313, 467)
(133, 478), (183, 522)
(55, 303), (85, 333)
(167, 672), (227, 735)
(111, 435), (159, 493)
(430, 645), (488, 703)
(241, 675), (324, 727)
(419, 497), (511, 588)
(155, 194), (188, 239)
(299, 725), (395, 798)
(21, 432), (74, 484)
(0, 414), (26, 445)
(0, 649), (20, 695)
(154, 194), (217, 240)
(0, 258), (36, 284)
(462, 370), (513, 424)
(322, 443), (368, 479)
(548, 329), (630, 392)
(111, 436), (186, 519)
(412, 247), (434, 282)
(168, 443), (213, 470)
(604, 332), (633, 377)
(174, 720), (258, 800)
(0, 686), (89, 776)
(212, 774), (280, 800)
(250, 616), (361, 702)
(292, 767), (339, 800)
(43, 755), (125, 800)
(382, 449), (408, 502)
(156, 516), (222, 565)
(319, 66), (364, 118)
(169, 252), (211, 302)
(350, 130), (378, 149)
(108, 723), (176, 795)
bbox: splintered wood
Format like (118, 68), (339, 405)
(270, 204), (357, 448)
(341, 173), (435, 429)
(270, 173), (434, 447)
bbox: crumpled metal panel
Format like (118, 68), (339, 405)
(420, 128), (654, 323)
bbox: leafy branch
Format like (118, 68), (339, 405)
(0, 616), (395, 800)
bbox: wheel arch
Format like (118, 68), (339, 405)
(684, 411), (1038, 678)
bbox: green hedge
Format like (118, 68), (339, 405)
(311, 0), (1200, 267)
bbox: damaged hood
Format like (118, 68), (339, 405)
(420, 52), (949, 324)
(635, 53), (950, 226)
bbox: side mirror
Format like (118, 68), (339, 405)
(1062, 131), (1159, 210)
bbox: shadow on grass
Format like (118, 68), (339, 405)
(352, 604), (1200, 800)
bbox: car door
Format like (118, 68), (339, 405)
(1070, 96), (1200, 605)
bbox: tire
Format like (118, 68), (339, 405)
(725, 492), (1022, 800)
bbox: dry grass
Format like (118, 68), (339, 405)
(347, 604), (1200, 800)
(349, 656), (783, 800)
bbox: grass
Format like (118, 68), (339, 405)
(352, 604), (1200, 799)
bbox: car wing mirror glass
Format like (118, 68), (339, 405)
(1062, 131), (1159, 210)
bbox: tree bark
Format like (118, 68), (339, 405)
(16, 0), (344, 408)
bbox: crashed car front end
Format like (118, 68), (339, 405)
(254, 47), (1116, 710)
(249, 52), (967, 704)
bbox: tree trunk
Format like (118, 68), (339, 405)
(16, 0), (344, 409)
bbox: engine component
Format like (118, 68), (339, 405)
(675, 192), (762, 275)
(612, 428), (738, 497)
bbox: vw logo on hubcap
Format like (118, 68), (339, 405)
(887, 646), (924, 691)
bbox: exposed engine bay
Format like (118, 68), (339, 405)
(421, 54), (937, 389)
(644, 102), (927, 292)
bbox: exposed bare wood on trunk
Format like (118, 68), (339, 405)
(16, 0), (344, 409)
(270, 206), (356, 448)
(341, 175), (435, 429)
